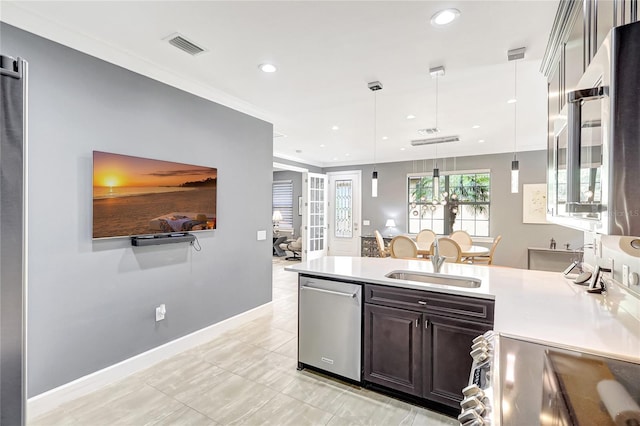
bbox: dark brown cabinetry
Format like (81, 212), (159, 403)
(423, 315), (491, 406)
(363, 284), (494, 410)
(364, 304), (422, 396)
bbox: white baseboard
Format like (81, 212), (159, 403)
(27, 301), (273, 420)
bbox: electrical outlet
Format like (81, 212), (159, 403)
(622, 264), (630, 287)
(156, 304), (166, 322)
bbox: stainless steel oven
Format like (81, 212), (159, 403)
(460, 334), (640, 425)
(547, 21), (640, 235)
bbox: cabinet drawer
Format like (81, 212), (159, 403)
(364, 284), (494, 324)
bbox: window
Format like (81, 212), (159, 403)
(407, 171), (490, 236)
(272, 180), (293, 230)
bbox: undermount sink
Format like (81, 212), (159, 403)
(385, 270), (481, 288)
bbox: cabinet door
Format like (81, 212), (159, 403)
(423, 315), (491, 408)
(548, 62), (561, 217)
(594, 0), (615, 56)
(563, 6), (585, 107)
(364, 304), (422, 396)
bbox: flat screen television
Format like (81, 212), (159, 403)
(92, 151), (217, 239)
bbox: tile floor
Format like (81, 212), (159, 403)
(29, 258), (458, 426)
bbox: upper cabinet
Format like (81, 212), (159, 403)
(595, 1), (616, 54)
(563, 2), (586, 105)
(542, 0), (640, 236)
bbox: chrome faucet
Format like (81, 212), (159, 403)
(431, 239), (446, 273)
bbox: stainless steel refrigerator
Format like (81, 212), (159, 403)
(1, 54), (27, 426)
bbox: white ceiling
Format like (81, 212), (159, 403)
(1, 1), (558, 167)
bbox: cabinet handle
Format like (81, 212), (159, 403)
(415, 318), (420, 328)
(417, 300), (427, 305)
(425, 320), (429, 328)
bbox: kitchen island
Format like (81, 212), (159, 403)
(286, 256), (640, 361)
(287, 256), (640, 420)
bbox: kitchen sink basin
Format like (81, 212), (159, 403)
(385, 270), (481, 288)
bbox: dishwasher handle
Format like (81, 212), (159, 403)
(301, 285), (358, 298)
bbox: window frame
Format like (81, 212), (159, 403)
(406, 169), (491, 237)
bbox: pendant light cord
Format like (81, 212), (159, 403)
(434, 74), (439, 170)
(435, 74), (439, 131)
(434, 142), (438, 169)
(513, 60), (517, 162)
(373, 91), (377, 171)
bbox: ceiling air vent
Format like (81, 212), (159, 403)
(417, 128), (440, 136)
(165, 33), (207, 56)
(411, 136), (460, 146)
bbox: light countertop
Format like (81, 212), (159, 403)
(286, 256), (640, 362)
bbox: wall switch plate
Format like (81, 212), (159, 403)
(363, 220), (370, 226)
(622, 264), (630, 287)
(257, 230), (266, 240)
(156, 304), (166, 322)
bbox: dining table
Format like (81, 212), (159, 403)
(415, 240), (490, 259)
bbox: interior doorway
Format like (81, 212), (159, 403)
(273, 162), (307, 260)
(327, 170), (362, 257)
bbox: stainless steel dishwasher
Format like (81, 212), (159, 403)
(298, 276), (362, 382)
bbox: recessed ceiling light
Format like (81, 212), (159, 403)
(332, 157), (338, 161)
(431, 8), (461, 27)
(400, 147), (406, 151)
(382, 136), (389, 140)
(331, 125), (340, 131)
(472, 125), (480, 129)
(345, 153), (350, 157)
(259, 63), (277, 73)
(320, 144), (326, 148)
(507, 98), (517, 104)
(478, 139), (485, 143)
(406, 114), (416, 120)
(295, 149), (302, 153)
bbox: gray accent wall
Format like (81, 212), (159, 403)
(325, 150), (583, 269)
(1, 23), (273, 397)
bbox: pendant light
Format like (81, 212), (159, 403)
(368, 81), (383, 197)
(429, 66), (445, 202)
(508, 48), (525, 194)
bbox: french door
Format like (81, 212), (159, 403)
(302, 172), (328, 261)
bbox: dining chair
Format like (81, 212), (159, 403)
(389, 235), (419, 259)
(374, 230), (390, 258)
(450, 230), (473, 249)
(436, 237), (462, 263)
(471, 235), (502, 265)
(416, 229), (437, 247)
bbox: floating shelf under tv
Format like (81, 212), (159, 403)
(131, 233), (195, 247)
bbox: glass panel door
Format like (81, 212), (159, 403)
(555, 117), (568, 217)
(334, 180), (353, 238)
(303, 172), (327, 261)
(578, 98), (603, 211)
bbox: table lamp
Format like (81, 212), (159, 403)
(385, 219), (396, 236)
(272, 210), (283, 235)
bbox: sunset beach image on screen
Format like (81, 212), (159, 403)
(92, 151), (217, 239)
